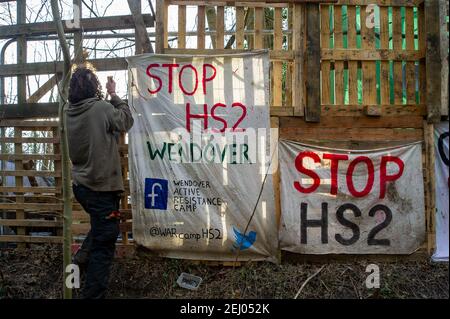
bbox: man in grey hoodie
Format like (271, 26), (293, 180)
(67, 67), (134, 298)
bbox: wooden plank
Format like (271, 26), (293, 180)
(0, 58), (128, 76)
(440, 0), (449, 116)
(27, 74), (61, 104)
(0, 170), (61, 177)
(380, 6), (391, 104)
(236, 6), (246, 49)
(393, 6), (404, 105)
(0, 119), (59, 128)
(280, 115), (424, 128)
(197, 6), (206, 49)
(321, 5), (331, 105)
(0, 137), (59, 143)
(334, 6), (344, 105)
(292, 4), (305, 116)
(164, 48), (294, 60)
(322, 104), (426, 116)
(0, 14), (154, 39)
(0, 154), (60, 160)
(360, 5), (377, 105)
(305, 3), (321, 122)
(426, 122), (437, 253)
(254, 7), (264, 49)
(321, 49), (425, 61)
(0, 219), (62, 227)
(178, 5), (186, 49)
(155, 0), (166, 53)
(216, 6), (225, 49)
(425, 0), (442, 122)
(273, 7), (283, 107)
(0, 203), (63, 210)
(347, 5), (358, 104)
(0, 186), (60, 194)
(280, 127), (423, 142)
(270, 106), (295, 116)
(405, 7), (416, 104)
(0, 235), (63, 244)
(419, 3), (426, 104)
(0, 103), (60, 119)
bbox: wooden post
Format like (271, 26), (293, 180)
(305, 3), (321, 122)
(293, 3), (305, 116)
(439, 0), (449, 117)
(16, 0), (26, 250)
(155, 0), (166, 54)
(425, 0), (442, 123)
(424, 122), (436, 255)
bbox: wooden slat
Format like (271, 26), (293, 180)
(321, 49), (425, 61)
(0, 235), (63, 244)
(236, 6), (246, 49)
(405, 7), (416, 104)
(0, 219), (62, 227)
(216, 6), (225, 49)
(418, 3), (426, 104)
(347, 5), (358, 105)
(0, 186), (60, 194)
(27, 74), (61, 104)
(0, 14), (154, 39)
(334, 5), (344, 105)
(360, 5), (377, 105)
(440, 0), (449, 116)
(254, 7), (264, 49)
(164, 48), (294, 59)
(0, 120), (58, 128)
(155, 0), (166, 53)
(380, 6), (391, 104)
(273, 7), (283, 107)
(0, 203), (62, 210)
(197, 6), (206, 49)
(280, 115), (424, 128)
(0, 154), (60, 160)
(322, 104), (426, 116)
(393, 6), (404, 105)
(178, 5), (186, 48)
(0, 137), (59, 144)
(305, 3), (321, 121)
(292, 4), (305, 116)
(0, 170), (61, 177)
(321, 5), (331, 105)
(425, 0), (442, 122)
(280, 127), (423, 142)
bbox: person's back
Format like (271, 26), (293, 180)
(67, 67), (133, 299)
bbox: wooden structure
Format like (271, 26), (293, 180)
(0, 0), (448, 257)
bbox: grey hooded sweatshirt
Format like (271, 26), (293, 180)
(67, 95), (134, 192)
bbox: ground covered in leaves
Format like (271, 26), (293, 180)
(0, 245), (448, 299)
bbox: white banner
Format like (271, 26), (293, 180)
(279, 140), (425, 254)
(433, 122), (449, 262)
(126, 52), (277, 262)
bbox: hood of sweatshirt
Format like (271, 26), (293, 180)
(67, 97), (100, 116)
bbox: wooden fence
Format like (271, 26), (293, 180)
(0, 0), (448, 256)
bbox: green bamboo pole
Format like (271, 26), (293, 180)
(50, 0), (73, 300)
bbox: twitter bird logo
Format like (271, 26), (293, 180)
(232, 227), (257, 251)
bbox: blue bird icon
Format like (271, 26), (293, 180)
(232, 227), (257, 251)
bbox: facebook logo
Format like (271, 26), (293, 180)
(144, 178), (168, 210)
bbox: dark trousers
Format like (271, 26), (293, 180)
(72, 184), (121, 299)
